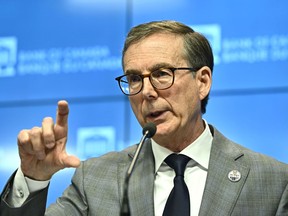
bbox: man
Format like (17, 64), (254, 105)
(1, 20), (288, 215)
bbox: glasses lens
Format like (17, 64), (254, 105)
(151, 69), (173, 89)
(120, 74), (142, 95)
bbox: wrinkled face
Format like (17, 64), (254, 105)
(123, 33), (211, 148)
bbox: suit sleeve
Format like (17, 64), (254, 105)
(275, 182), (288, 215)
(1, 162), (89, 216)
(0, 171), (48, 216)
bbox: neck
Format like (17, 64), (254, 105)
(155, 119), (205, 152)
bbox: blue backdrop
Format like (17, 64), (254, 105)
(0, 0), (287, 205)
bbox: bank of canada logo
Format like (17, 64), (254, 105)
(0, 37), (17, 77)
(191, 24), (221, 64)
(77, 127), (115, 160)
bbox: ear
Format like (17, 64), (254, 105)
(196, 66), (212, 100)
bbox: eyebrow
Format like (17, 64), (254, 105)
(125, 62), (175, 75)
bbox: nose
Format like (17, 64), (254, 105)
(142, 76), (158, 99)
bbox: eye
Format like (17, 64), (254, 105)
(127, 74), (141, 84)
(152, 68), (173, 79)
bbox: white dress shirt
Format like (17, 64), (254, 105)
(152, 120), (213, 216)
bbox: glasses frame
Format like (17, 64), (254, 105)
(115, 67), (199, 96)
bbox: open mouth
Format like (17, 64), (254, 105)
(149, 111), (164, 118)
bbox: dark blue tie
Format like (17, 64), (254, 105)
(163, 154), (191, 216)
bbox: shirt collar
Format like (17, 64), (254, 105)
(152, 120), (213, 174)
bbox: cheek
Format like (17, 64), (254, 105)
(176, 86), (200, 113)
(130, 100), (138, 112)
(129, 98), (143, 117)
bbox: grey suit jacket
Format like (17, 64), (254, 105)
(1, 125), (288, 215)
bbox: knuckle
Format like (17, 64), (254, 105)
(18, 129), (27, 137)
(18, 130), (30, 143)
(33, 146), (44, 153)
(30, 127), (42, 137)
(42, 117), (53, 123)
(43, 130), (55, 141)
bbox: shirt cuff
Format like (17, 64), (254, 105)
(7, 168), (50, 207)
(24, 172), (50, 193)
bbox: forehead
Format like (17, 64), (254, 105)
(123, 33), (186, 72)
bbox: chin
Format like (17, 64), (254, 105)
(154, 124), (172, 136)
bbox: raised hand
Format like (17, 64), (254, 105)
(17, 100), (80, 180)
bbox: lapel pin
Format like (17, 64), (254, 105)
(228, 170), (241, 182)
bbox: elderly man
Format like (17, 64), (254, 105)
(1, 20), (288, 216)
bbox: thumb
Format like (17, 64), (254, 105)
(62, 155), (81, 168)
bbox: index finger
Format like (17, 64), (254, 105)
(56, 100), (69, 127)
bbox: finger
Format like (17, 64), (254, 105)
(18, 129), (34, 154)
(29, 127), (46, 160)
(42, 117), (55, 149)
(61, 155), (81, 168)
(56, 100), (69, 128)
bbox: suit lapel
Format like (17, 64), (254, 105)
(118, 140), (155, 215)
(118, 127), (250, 215)
(199, 128), (250, 215)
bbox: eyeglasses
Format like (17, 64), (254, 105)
(115, 67), (199, 96)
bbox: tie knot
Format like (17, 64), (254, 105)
(165, 154), (190, 177)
